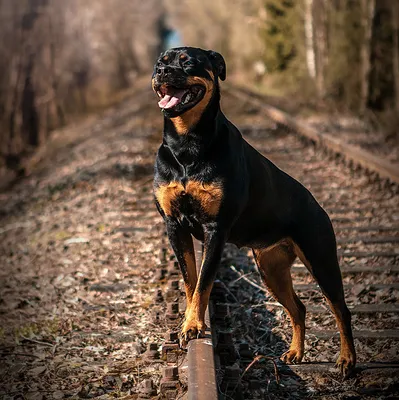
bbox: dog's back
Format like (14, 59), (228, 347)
(152, 46), (356, 376)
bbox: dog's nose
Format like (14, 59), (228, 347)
(156, 65), (174, 76)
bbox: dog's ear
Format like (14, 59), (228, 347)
(206, 50), (226, 81)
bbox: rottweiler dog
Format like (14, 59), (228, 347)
(152, 47), (356, 376)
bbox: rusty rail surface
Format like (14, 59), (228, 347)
(186, 239), (218, 400)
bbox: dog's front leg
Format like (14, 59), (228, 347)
(165, 219), (198, 317)
(182, 224), (226, 342)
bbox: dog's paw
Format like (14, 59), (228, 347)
(336, 351), (356, 378)
(280, 348), (303, 364)
(180, 318), (206, 346)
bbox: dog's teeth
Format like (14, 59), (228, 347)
(183, 93), (192, 104)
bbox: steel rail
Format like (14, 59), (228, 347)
(225, 84), (399, 186)
(187, 239), (218, 400)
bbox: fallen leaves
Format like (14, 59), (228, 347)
(0, 91), (167, 398)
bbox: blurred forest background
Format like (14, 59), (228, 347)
(0, 0), (398, 175)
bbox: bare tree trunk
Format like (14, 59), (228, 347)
(360, 0), (375, 115)
(7, 53), (24, 153)
(21, 57), (39, 147)
(305, 0), (316, 79)
(392, 0), (399, 113)
(314, 0), (328, 99)
(48, 12), (65, 127)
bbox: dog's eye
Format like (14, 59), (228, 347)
(184, 60), (195, 67)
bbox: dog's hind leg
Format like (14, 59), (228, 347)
(253, 241), (306, 364)
(293, 221), (356, 377)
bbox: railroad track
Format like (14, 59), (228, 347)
(0, 82), (398, 399)
(150, 85), (399, 399)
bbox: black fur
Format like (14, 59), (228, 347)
(152, 47), (355, 374)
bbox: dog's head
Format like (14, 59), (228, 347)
(152, 47), (226, 121)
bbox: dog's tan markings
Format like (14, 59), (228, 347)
(206, 70), (215, 81)
(183, 250), (197, 313)
(162, 55), (169, 62)
(182, 284), (212, 338)
(155, 181), (184, 216)
(293, 242), (313, 273)
(151, 78), (156, 91)
(186, 181), (223, 216)
(180, 54), (187, 60)
(170, 72), (215, 135)
(155, 180), (223, 217)
(292, 241), (356, 372)
(201, 248), (207, 268)
(253, 240), (306, 364)
(185, 75), (214, 91)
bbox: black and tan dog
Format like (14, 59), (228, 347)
(152, 47), (356, 376)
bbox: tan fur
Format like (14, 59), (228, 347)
(182, 284), (212, 335)
(155, 180), (223, 217)
(186, 180), (223, 216)
(170, 71), (215, 135)
(183, 250), (198, 312)
(293, 241), (313, 274)
(154, 181), (182, 217)
(253, 241), (306, 363)
(190, 284), (212, 319)
(292, 241), (355, 368)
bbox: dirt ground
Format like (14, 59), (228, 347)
(0, 82), (174, 399)
(0, 80), (398, 400)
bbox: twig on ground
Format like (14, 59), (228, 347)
(0, 352), (41, 359)
(0, 222), (32, 235)
(229, 271), (255, 286)
(229, 265), (266, 293)
(215, 279), (239, 303)
(20, 336), (54, 347)
(241, 355), (281, 385)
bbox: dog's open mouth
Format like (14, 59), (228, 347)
(156, 84), (204, 110)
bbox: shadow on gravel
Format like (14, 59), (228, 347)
(46, 161), (153, 190)
(214, 244), (308, 399)
(214, 244), (399, 399)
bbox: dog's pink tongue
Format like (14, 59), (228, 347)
(158, 95), (172, 108)
(158, 89), (186, 109)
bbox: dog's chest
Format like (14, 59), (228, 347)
(155, 180), (223, 219)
